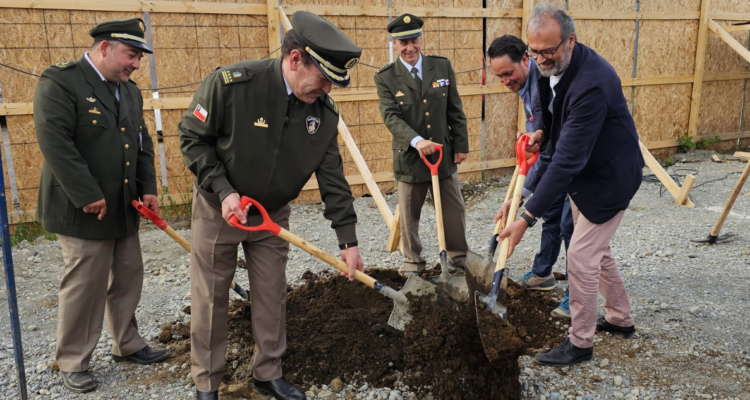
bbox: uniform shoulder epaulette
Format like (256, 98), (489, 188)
(376, 63), (393, 74)
(218, 67), (253, 86)
(52, 60), (76, 70)
(427, 54), (447, 59)
(321, 94), (339, 116)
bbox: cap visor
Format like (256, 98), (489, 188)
(119, 39), (153, 54)
(311, 58), (350, 88)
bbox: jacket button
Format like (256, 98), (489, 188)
(399, 101), (404, 105)
(429, 137), (433, 140)
(442, 93), (446, 96)
(124, 179), (128, 184)
(425, 112), (430, 117)
(126, 162), (130, 167)
(427, 125), (431, 129)
(92, 120), (97, 124)
(423, 99), (427, 104)
(125, 144), (129, 149)
(120, 127), (125, 132)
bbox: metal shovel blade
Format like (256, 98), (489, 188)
(386, 274), (440, 331)
(690, 232), (736, 244)
(464, 249), (495, 297)
(424, 251), (470, 301)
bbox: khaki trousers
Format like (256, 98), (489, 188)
(55, 233), (146, 372)
(190, 191), (290, 392)
(398, 172), (468, 272)
(567, 198), (633, 349)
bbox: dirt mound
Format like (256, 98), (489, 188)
(159, 268), (565, 399)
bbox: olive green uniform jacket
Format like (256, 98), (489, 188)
(34, 56), (157, 239)
(178, 58), (357, 244)
(374, 55), (469, 183)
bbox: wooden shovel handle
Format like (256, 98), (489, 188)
(495, 174), (527, 273)
(492, 165), (520, 235)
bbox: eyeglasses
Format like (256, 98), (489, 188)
(526, 38), (565, 60)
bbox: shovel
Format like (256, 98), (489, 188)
(131, 200), (249, 300)
(475, 136), (538, 361)
(416, 144), (470, 301)
(227, 196), (443, 331)
(465, 164), (520, 295)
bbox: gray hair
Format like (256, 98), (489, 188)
(528, 3), (576, 40)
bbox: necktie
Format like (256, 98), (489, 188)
(106, 81), (120, 109)
(411, 67), (422, 88)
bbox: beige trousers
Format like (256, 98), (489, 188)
(398, 172), (468, 271)
(55, 233), (147, 372)
(190, 191), (291, 392)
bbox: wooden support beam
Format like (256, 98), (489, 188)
(0, 0), (266, 14)
(722, 23), (750, 33)
(709, 13), (750, 21)
(708, 19), (750, 64)
(266, 0), (282, 57)
(687, 0), (711, 138)
(639, 141), (695, 207)
(674, 174), (696, 206)
(710, 161), (750, 237)
(386, 205), (401, 253)
(281, 4), (522, 18)
(734, 151), (750, 161)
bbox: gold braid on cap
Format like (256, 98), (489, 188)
(305, 46), (348, 73)
(111, 33), (147, 44)
(390, 28), (422, 38)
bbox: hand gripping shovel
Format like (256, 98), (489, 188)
(227, 196), (441, 331)
(475, 136), (538, 360)
(465, 164), (520, 295)
(417, 144), (470, 301)
(131, 200), (249, 300)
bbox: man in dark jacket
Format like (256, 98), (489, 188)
(498, 3), (644, 366)
(34, 18), (167, 393)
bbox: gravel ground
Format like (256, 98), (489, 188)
(1, 150), (749, 400)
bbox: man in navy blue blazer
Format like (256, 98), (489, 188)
(498, 3), (644, 367)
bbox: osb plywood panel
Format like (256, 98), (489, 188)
(10, 143), (44, 190)
(484, 93), (519, 161)
(632, 84), (692, 142)
(703, 21), (750, 75)
(711, 0), (750, 14)
(159, 110), (185, 137)
(485, 18), (522, 86)
(639, 0), (700, 12)
(576, 20), (635, 80)
(486, 0), (522, 9)
(567, 0), (635, 12)
(5, 115), (36, 144)
(697, 80), (744, 136)
(636, 21), (698, 78)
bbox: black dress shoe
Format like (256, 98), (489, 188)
(196, 389), (219, 400)
(253, 376), (304, 400)
(60, 370), (96, 393)
(113, 346), (170, 364)
(596, 315), (635, 338)
(535, 339), (593, 366)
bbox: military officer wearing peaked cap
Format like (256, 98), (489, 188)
(33, 17), (167, 394)
(374, 14), (470, 275)
(178, 11), (364, 400)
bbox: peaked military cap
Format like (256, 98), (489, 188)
(388, 14), (423, 40)
(89, 17), (153, 54)
(290, 11), (362, 88)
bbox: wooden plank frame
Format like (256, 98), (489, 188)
(708, 19), (750, 63)
(687, 0), (711, 138)
(639, 141), (695, 208)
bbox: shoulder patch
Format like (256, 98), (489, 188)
(52, 60), (76, 70)
(219, 68), (252, 86)
(321, 94), (339, 116)
(376, 63), (393, 74)
(427, 54), (447, 59)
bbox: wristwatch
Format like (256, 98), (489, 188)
(519, 211), (538, 227)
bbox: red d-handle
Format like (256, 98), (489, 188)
(227, 196), (282, 235)
(420, 143), (444, 176)
(131, 200), (168, 229)
(515, 135), (540, 176)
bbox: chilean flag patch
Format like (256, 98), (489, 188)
(193, 104), (208, 123)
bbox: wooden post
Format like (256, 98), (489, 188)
(639, 141), (695, 207)
(517, 0), (533, 133)
(386, 205), (401, 252)
(687, 0), (711, 138)
(266, 0), (282, 56)
(709, 161), (750, 237)
(673, 174), (696, 206)
(708, 19), (750, 63)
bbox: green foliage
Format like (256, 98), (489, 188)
(8, 222), (57, 247)
(696, 136), (721, 149)
(678, 136), (696, 152)
(664, 156), (675, 167)
(159, 186), (193, 222)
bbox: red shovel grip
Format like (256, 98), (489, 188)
(420, 143), (443, 176)
(515, 135), (540, 176)
(131, 200), (167, 230)
(227, 196), (282, 235)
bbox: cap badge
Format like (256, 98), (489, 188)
(395, 91), (405, 97)
(344, 58), (359, 69)
(254, 117), (268, 128)
(86, 97), (97, 103)
(89, 107), (101, 114)
(306, 116), (320, 135)
(404, 16), (411, 23)
(139, 21), (145, 31)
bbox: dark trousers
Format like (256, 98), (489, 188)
(531, 190), (573, 296)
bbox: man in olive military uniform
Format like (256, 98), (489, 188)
(374, 14), (470, 275)
(33, 18), (168, 393)
(178, 11), (364, 400)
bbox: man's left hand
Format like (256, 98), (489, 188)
(454, 152), (468, 164)
(340, 246), (364, 281)
(498, 219), (528, 258)
(142, 194), (159, 216)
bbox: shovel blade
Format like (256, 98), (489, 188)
(690, 232), (736, 244)
(387, 274), (439, 331)
(464, 249), (494, 296)
(475, 290), (508, 320)
(425, 267), (470, 301)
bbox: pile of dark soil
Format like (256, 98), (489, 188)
(159, 268), (565, 399)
